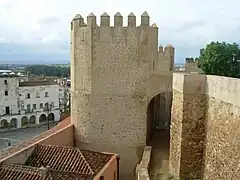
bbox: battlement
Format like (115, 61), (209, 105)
(71, 11), (156, 29)
(184, 58), (202, 73)
(185, 57), (196, 64)
(154, 44), (175, 71)
(158, 44), (174, 56)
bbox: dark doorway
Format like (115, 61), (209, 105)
(5, 107), (10, 115)
(146, 92), (172, 145)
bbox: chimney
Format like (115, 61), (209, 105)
(39, 165), (50, 177)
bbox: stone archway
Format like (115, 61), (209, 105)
(47, 113), (55, 121)
(39, 114), (47, 123)
(146, 92), (172, 179)
(146, 92), (171, 145)
(29, 115), (36, 124)
(0, 119), (8, 128)
(21, 116), (28, 127)
(9, 118), (17, 128)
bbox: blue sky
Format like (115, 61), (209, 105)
(0, 0), (240, 64)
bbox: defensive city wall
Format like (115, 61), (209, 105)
(170, 72), (240, 180)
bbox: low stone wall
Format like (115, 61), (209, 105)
(203, 76), (240, 180)
(170, 73), (206, 179)
(135, 146), (152, 180)
(170, 72), (240, 180)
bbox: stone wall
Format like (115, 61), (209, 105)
(170, 73), (206, 179)
(135, 146), (152, 180)
(170, 72), (240, 180)
(180, 74), (206, 179)
(169, 73), (184, 177)
(71, 12), (174, 179)
(203, 76), (240, 180)
(184, 59), (202, 73)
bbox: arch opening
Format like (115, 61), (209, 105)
(9, 118), (17, 128)
(39, 114), (47, 123)
(146, 92), (172, 145)
(21, 116), (28, 127)
(47, 113), (54, 121)
(0, 119), (8, 128)
(29, 115), (36, 124)
(146, 91), (173, 178)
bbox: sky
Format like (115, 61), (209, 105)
(0, 0), (240, 64)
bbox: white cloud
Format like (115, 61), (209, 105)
(0, 0), (240, 61)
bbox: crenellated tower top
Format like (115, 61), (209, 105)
(71, 11), (152, 28)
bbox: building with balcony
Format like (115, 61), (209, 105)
(0, 77), (61, 130)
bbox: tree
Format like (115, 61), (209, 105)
(25, 65), (70, 78)
(198, 41), (240, 78)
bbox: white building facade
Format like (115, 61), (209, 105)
(59, 79), (70, 112)
(0, 77), (61, 129)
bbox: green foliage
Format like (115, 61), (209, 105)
(198, 41), (240, 78)
(25, 65), (70, 77)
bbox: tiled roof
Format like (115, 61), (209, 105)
(0, 118), (71, 160)
(0, 163), (92, 180)
(25, 144), (113, 175)
(81, 149), (115, 174)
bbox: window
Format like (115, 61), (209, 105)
(5, 91), (8, 96)
(40, 103), (43, 108)
(5, 107), (10, 114)
(26, 104), (31, 113)
(45, 92), (48, 97)
(33, 104), (36, 109)
(50, 102), (54, 107)
(100, 176), (104, 180)
(4, 80), (7, 85)
(26, 93), (30, 99)
(36, 92), (40, 98)
(45, 103), (49, 108)
(21, 104), (24, 111)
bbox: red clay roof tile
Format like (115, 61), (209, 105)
(25, 144), (94, 175)
(0, 163), (93, 180)
(0, 118), (71, 161)
(25, 144), (113, 175)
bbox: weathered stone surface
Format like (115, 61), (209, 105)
(169, 88), (206, 179)
(169, 90), (183, 178)
(203, 96), (240, 180)
(171, 73), (240, 180)
(180, 93), (206, 179)
(71, 13), (174, 179)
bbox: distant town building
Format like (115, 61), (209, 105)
(0, 76), (61, 129)
(0, 70), (13, 74)
(58, 79), (70, 112)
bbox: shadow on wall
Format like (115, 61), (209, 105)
(170, 73), (208, 179)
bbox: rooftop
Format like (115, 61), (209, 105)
(0, 117), (117, 180)
(19, 80), (57, 87)
(25, 144), (113, 175)
(0, 163), (92, 180)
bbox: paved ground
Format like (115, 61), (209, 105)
(0, 123), (57, 151)
(149, 129), (170, 180)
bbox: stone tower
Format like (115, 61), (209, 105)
(71, 12), (174, 179)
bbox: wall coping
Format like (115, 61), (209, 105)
(135, 146), (152, 180)
(173, 72), (240, 105)
(94, 153), (119, 180)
